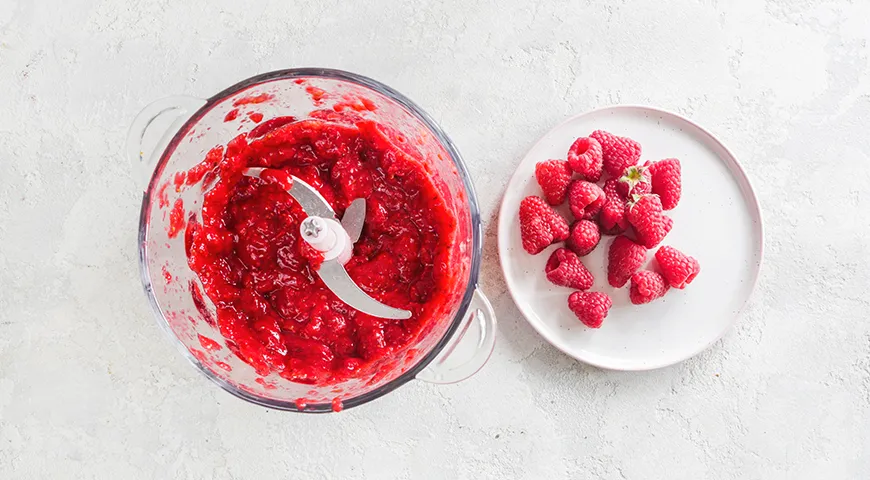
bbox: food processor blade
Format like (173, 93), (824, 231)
(317, 260), (412, 320)
(341, 198), (366, 244)
(242, 168), (412, 320)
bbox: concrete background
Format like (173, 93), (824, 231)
(1, 0), (869, 478)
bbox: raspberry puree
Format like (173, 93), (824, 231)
(183, 114), (458, 385)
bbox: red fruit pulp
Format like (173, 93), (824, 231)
(181, 117), (459, 385)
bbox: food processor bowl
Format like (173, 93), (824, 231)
(128, 68), (495, 412)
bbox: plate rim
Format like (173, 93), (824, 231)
(497, 104), (765, 371)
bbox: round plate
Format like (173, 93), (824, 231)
(498, 105), (763, 370)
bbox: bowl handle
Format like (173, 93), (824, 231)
(416, 288), (497, 384)
(126, 96), (207, 191)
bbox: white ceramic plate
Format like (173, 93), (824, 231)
(498, 105), (763, 370)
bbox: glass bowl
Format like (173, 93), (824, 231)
(127, 68), (495, 413)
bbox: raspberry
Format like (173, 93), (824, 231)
(590, 130), (642, 178)
(646, 158), (681, 210)
(655, 246), (700, 289)
(535, 160), (573, 205)
(627, 194), (673, 249)
(519, 196), (570, 254)
(633, 182), (652, 196)
(617, 165), (652, 198)
(567, 137), (603, 181)
(629, 270), (670, 304)
(607, 235), (647, 288)
(545, 248), (594, 290)
(599, 179), (628, 235)
(599, 199), (628, 235)
(566, 220), (600, 256)
(568, 180), (605, 220)
(568, 291), (612, 328)
(603, 178), (623, 200)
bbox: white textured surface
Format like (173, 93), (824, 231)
(1, 0), (869, 478)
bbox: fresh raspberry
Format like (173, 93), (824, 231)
(519, 196), (570, 254)
(567, 137), (603, 181)
(599, 179), (628, 235)
(568, 291), (612, 329)
(566, 220), (600, 256)
(655, 245), (700, 289)
(646, 158), (681, 210)
(617, 165), (652, 198)
(535, 160), (573, 205)
(568, 180), (605, 220)
(590, 130), (642, 177)
(607, 235), (647, 288)
(629, 270), (670, 304)
(545, 248), (594, 290)
(635, 181), (652, 195)
(603, 178), (623, 200)
(627, 194), (673, 249)
(599, 199), (628, 235)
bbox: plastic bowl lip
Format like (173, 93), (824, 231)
(138, 68), (483, 413)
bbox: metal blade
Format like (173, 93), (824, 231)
(288, 180), (336, 219)
(341, 198), (366, 244)
(244, 168), (336, 219)
(317, 260), (412, 320)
